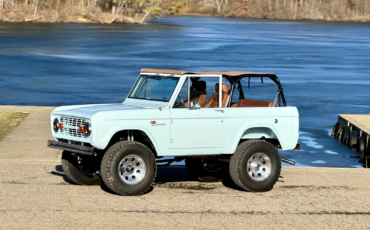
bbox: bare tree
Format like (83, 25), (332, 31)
(268, 0), (272, 11)
(112, 0), (117, 14)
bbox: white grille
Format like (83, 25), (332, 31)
(59, 116), (88, 138)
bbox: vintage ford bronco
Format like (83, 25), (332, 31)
(48, 69), (299, 196)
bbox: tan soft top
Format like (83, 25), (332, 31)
(141, 68), (274, 77)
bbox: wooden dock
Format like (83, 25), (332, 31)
(339, 114), (370, 137)
(333, 114), (370, 167)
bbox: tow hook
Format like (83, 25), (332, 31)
(280, 157), (295, 165)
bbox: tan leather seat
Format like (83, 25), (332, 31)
(237, 99), (273, 107)
(202, 83), (229, 108)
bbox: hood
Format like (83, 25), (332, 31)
(52, 103), (151, 118)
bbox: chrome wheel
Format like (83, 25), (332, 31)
(118, 154), (146, 185)
(247, 152), (272, 181)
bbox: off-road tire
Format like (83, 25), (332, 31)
(61, 151), (101, 185)
(335, 121), (346, 138)
(230, 140), (281, 192)
(185, 158), (229, 182)
(101, 141), (157, 196)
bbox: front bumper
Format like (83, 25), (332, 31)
(47, 140), (95, 155)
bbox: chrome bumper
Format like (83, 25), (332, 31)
(47, 140), (95, 155)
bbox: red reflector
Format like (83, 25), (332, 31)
(79, 126), (84, 132)
(59, 123), (63, 128)
(150, 121), (156, 125)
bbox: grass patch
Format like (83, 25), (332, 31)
(0, 111), (28, 141)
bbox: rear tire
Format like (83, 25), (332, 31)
(61, 151), (101, 185)
(101, 141), (156, 196)
(230, 140), (281, 192)
(185, 158), (229, 182)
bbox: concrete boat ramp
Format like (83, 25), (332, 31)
(1, 106), (370, 229)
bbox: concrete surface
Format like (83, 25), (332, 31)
(0, 105), (370, 229)
(0, 106), (59, 161)
(340, 114), (370, 135)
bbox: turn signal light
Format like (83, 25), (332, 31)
(79, 126), (84, 132)
(58, 123), (63, 128)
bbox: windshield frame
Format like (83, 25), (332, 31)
(127, 74), (181, 102)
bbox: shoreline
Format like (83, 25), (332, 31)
(1, 13), (370, 25)
(176, 13), (370, 23)
(0, 10), (144, 24)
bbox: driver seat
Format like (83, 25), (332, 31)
(202, 83), (229, 108)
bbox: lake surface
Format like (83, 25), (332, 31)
(1, 16), (370, 168)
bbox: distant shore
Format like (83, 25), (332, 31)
(2, 0), (370, 25)
(177, 13), (370, 23)
(1, 12), (369, 25)
(171, 0), (370, 23)
(0, 10), (143, 24)
(1, 13), (369, 24)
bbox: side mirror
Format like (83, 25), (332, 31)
(190, 101), (201, 109)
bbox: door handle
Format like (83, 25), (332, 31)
(214, 110), (224, 113)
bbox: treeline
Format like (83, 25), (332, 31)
(166, 0), (370, 21)
(0, 0), (162, 23)
(1, 0), (369, 23)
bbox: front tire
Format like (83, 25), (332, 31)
(185, 158), (229, 182)
(230, 140), (281, 192)
(61, 151), (101, 185)
(101, 141), (157, 196)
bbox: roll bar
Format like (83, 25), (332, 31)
(223, 74), (287, 107)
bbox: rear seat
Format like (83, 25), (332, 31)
(234, 99), (273, 107)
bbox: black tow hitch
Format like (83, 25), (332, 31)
(280, 157), (295, 165)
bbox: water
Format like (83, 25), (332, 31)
(1, 16), (370, 168)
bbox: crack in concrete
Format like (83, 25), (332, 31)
(0, 209), (369, 216)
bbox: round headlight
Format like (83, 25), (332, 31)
(83, 122), (92, 137)
(53, 118), (59, 132)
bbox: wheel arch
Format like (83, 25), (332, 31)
(103, 129), (159, 157)
(231, 125), (284, 153)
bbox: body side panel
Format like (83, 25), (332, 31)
(92, 108), (171, 156)
(224, 107), (299, 153)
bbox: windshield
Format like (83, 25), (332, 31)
(128, 75), (180, 102)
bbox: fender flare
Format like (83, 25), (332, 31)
(231, 124), (284, 153)
(101, 126), (159, 153)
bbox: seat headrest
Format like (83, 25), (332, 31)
(194, 81), (206, 91)
(215, 83), (229, 93)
